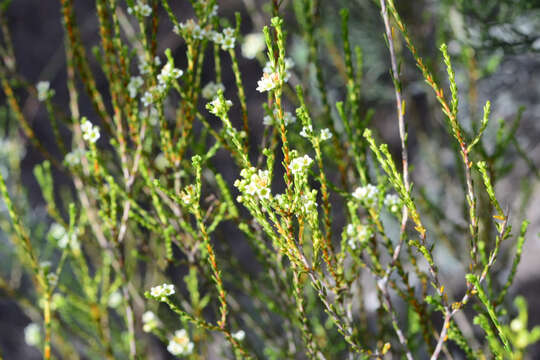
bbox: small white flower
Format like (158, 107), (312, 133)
(24, 323), (41, 347)
(244, 181), (257, 196)
(352, 184), (379, 206)
(510, 318), (524, 332)
(141, 91), (154, 107)
(320, 128), (332, 141)
(167, 329), (194, 356)
(263, 114), (273, 126)
(57, 234), (69, 249)
(108, 291), (123, 308)
(207, 95), (233, 117)
(299, 125), (313, 138)
(80, 119), (92, 134)
(221, 36), (236, 50)
(223, 27), (235, 38)
(384, 194), (401, 213)
(37, 81), (51, 101)
(157, 62), (183, 86)
(49, 223), (66, 240)
(192, 25), (207, 40)
(232, 330), (246, 341)
(143, 311), (156, 323)
(250, 170), (271, 199)
(139, 4), (152, 17)
(202, 82), (225, 99)
(87, 128), (100, 143)
(162, 284), (175, 295)
(46, 273), (58, 286)
(128, 76), (144, 98)
(289, 155), (313, 175)
(256, 71), (280, 92)
(242, 33), (265, 59)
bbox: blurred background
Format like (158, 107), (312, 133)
(0, 0), (539, 358)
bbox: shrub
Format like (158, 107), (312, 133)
(0, 0), (538, 359)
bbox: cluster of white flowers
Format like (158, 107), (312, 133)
(289, 155), (313, 175)
(149, 283), (175, 300)
(207, 95), (233, 117)
(352, 184), (379, 207)
(257, 58), (294, 93)
(384, 194), (401, 213)
(299, 125), (313, 138)
(36, 81), (52, 101)
(127, 0), (152, 17)
(201, 81), (225, 99)
(167, 329), (194, 357)
(157, 62), (183, 86)
(127, 76), (143, 98)
(81, 118), (100, 143)
(142, 311), (160, 333)
(235, 168), (272, 200)
(213, 27), (236, 50)
(173, 20), (235, 50)
(174, 19), (207, 40)
(138, 55), (161, 75)
(24, 323), (41, 347)
(346, 223), (372, 250)
(263, 108), (296, 126)
(241, 33), (265, 59)
(140, 61), (183, 106)
(320, 128), (332, 141)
